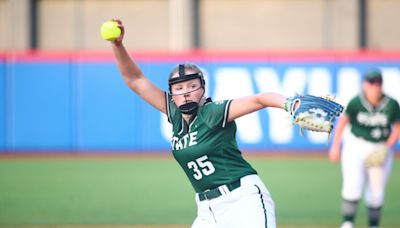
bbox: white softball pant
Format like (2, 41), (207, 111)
(341, 133), (393, 207)
(191, 174), (276, 228)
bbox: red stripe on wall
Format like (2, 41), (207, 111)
(1, 50), (400, 63)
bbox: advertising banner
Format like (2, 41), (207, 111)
(0, 52), (399, 152)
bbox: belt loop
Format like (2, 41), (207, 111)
(222, 185), (230, 194)
(217, 186), (224, 196)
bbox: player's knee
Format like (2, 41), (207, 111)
(366, 192), (384, 207)
(342, 189), (362, 201)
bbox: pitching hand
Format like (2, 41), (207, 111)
(111, 19), (125, 45)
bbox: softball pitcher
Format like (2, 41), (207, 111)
(108, 19), (342, 228)
(329, 70), (400, 228)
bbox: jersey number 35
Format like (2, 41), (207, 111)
(187, 155), (216, 180)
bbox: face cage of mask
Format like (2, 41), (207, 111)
(168, 64), (206, 115)
(170, 85), (205, 115)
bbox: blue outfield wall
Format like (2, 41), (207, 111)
(0, 63), (5, 149)
(0, 52), (399, 152)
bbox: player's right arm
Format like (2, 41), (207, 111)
(328, 114), (350, 163)
(111, 19), (166, 114)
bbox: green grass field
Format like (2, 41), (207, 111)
(0, 154), (399, 227)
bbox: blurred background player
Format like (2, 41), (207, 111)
(329, 69), (400, 228)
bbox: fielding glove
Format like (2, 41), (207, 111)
(284, 94), (344, 134)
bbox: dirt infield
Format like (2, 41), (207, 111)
(0, 226), (192, 228)
(0, 226), (347, 228)
(0, 150), (399, 161)
(1, 226), (399, 228)
(0, 151), (330, 161)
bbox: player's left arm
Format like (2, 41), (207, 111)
(386, 101), (400, 149)
(386, 121), (400, 149)
(227, 92), (286, 122)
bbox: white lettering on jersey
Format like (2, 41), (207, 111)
(357, 112), (388, 127)
(171, 131), (198, 150)
(181, 134), (189, 147)
(188, 131), (198, 146)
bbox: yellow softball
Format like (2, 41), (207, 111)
(100, 21), (121, 41)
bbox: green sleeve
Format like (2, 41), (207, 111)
(165, 92), (179, 123)
(200, 100), (232, 128)
(390, 99), (400, 122)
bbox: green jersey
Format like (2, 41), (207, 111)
(165, 93), (257, 193)
(345, 93), (400, 142)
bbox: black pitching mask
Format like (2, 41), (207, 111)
(168, 64), (205, 115)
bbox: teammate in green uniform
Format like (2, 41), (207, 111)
(109, 19), (306, 228)
(329, 69), (400, 228)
